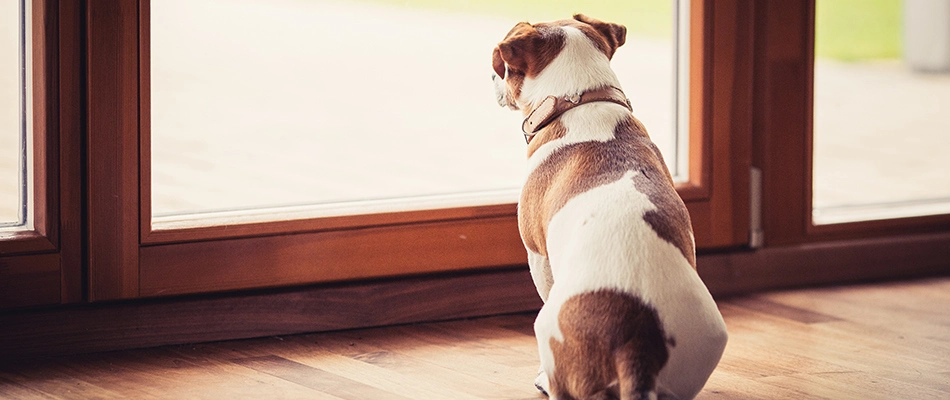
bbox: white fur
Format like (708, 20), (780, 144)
(527, 249), (553, 301)
(493, 73), (511, 108)
(506, 19), (727, 400)
(525, 102), (628, 177)
(519, 26), (623, 110)
(535, 170), (727, 399)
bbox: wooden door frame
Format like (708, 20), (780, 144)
(85, 0), (141, 301)
(3, 0), (949, 355)
(10, 0), (944, 308)
(0, 0), (83, 308)
(81, 0), (753, 301)
(681, 0), (753, 249)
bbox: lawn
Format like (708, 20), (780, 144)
(360, 0), (904, 60)
(360, 0), (674, 38)
(816, 0), (902, 60)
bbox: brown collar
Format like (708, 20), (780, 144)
(521, 86), (632, 144)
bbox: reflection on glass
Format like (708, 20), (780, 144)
(151, 0), (682, 222)
(0, 1), (23, 228)
(813, 0), (950, 224)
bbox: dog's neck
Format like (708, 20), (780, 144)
(521, 86), (632, 144)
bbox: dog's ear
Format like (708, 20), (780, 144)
(494, 22), (536, 76)
(573, 14), (626, 58)
(492, 46), (506, 78)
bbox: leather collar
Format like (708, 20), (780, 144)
(521, 86), (632, 144)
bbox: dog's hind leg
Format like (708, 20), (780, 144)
(527, 250), (553, 302)
(534, 369), (551, 397)
(529, 251), (554, 396)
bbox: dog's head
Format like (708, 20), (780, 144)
(491, 14), (627, 112)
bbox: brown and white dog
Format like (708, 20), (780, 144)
(491, 15), (728, 400)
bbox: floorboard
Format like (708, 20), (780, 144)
(1, 277), (948, 399)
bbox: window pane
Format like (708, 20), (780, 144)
(0, 0), (24, 228)
(813, 0), (950, 224)
(151, 0), (682, 222)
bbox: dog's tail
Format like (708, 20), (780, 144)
(615, 341), (660, 400)
(550, 290), (670, 400)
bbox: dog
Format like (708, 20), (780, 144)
(491, 15), (728, 400)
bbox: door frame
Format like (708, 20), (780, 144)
(83, 0), (754, 301)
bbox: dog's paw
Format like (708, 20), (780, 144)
(534, 370), (551, 397)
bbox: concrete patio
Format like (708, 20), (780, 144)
(1, 0), (948, 228)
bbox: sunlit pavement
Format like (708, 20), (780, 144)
(1, 1), (949, 225)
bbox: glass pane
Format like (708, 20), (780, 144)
(151, 0), (684, 223)
(0, 0), (25, 228)
(813, 0), (950, 224)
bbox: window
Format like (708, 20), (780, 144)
(1, 0), (758, 307)
(756, 0), (950, 245)
(0, 0), (27, 229)
(0, 0), (83, 308)
(812, 0), (950, 225)
(77, 0), (751, 301)
(148, 0), (688, 228)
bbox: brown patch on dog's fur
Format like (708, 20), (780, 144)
(550, 290), (669, 400)
(635, 182), (696, 268)
(494, 16), (623, 79)
(526, 120), (568, 158)
(492, 23), (565, 110)
(518, 116), (696, 268)
(494, 24), (566, 76)
(493, 16), (625, 111)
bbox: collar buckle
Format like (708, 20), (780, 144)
(520, 86), (632, 144)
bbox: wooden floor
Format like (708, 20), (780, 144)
(1, 277), (948, 399)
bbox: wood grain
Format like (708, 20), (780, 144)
(686, 0), (711, 198)
(0, 253), (60, 308)
(139, 215), (527, 297)
(86, 0), (141, 301)
(699, 230), (950, 297)
(139, 0), (153, 245)
(0, 267), (542, 360)
(234, 355), (411, 400)
(681, 0), (753, 249)
(143, 203), (519, 245)
(54, 0), (85, 304)
(3, 230), (947, 357)
(707, 0), (754, 247)
(754, 0), (815, 246)
(1, 277), (948, 399)
(0, 0), (84, 308)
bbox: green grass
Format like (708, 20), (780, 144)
(816, 0), (902, 60)
(358, 0), (673, 38)
(359, 0), (903, 60)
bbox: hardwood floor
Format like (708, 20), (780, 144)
(1, 277), (948, 399)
